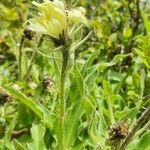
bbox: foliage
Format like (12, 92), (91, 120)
(0, 0), (150, 150)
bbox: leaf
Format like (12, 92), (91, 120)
(3, 85), (55, 129)
(111, 53), (131, 64)
(6, 31), (18, 59)
(115, 107), (138, 121)
(134, 48), (150, 69)
(102, 80), (115, 124)
(123, 27), (132, 38)
(68, 73), (79, 103)
(0, 140), (4, 150)
(83, 64), (99, 92)
(82, 97), (94, 121)
(141, 10), (150, 34)
(137, 131), (150, 149)
(99, 62), (113, 72)
(0, 5), (18, 21)
(27, 122), (46, 150)
(3, 114), (17, 150)
(68, 63), (85, 104)
(72, 142), (86, 150)
(65, 102), (84, 148)
(127, 131), (150, 150)
(70, 31), (92, 52)
(98, 53), (131, 72)
(12, 140), (26, 150)
(81, 50), (100, 76)
(89, 116), (105, 148)
(74, 64), (85, 98)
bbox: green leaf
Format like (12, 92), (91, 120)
(137, 131), (150, 149)
(102, 80), (115, 124)
(27, 122), (46, 150)
(81, 50), (100, 76)
(123, 27), (132, 38)
(3, 114), (17, 150)
(82, 97), (94, 120)
(134, 48), (150, 69)
(115, 107), (138, 121)
(88, 116), (105, 148)
(65, 102), (84, 148)
(85, 64), (99, 91)
(3, 85), (55, 129)
(141, 10), (150, 34)
(72, 142), (86, 150)
(111, 53), (131, 64)
(70, 31), (92, 52)
(74, 64), (85, 98)
(12, 140), (26, 150)
(99, 62), (113, 72)
(98, 53), (131, 72)
(127, 131), (150, 150)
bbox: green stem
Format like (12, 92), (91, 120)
(139, 68), (145, 108)
(18, 36), (24, 81)
(59, 45), (69, 150)
(134, 119), (150, 138)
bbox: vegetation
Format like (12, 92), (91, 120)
(0, 0), (150, 149)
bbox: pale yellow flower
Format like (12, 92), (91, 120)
(27, 0), (86, 39)
(68, 7), (87, 26)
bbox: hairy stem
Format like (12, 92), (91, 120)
(59, 45), (69, 150)
(119, 106), (150, 150)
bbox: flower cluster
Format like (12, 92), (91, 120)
(27, 0), (86, 40)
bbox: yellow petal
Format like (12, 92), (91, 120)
(27, 18), (48, 34)
(68, 7), (87, 25)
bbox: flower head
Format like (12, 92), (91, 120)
(27, 0), (86, 40)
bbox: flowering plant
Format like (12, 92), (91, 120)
(25, 1), (88, 149)
(27, 0), (86, 40)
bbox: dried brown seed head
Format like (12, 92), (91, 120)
(42, 78), (54, 90)
(108, 122), (129, 144)
(23, 29), (35, 40)
(0, 92), (10, 105)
